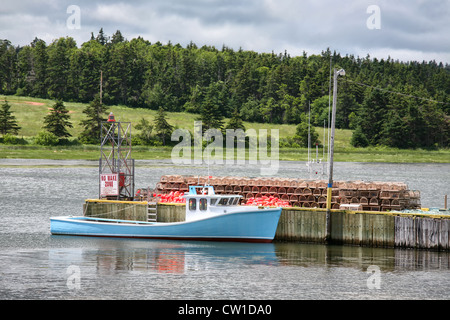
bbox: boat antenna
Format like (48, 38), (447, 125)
(323, 120), (326, 160)
(327, 55), (332, 172)
(207, 147), (210, 186)
(308, 101), (311, 164)
(307, 101), (312, 179)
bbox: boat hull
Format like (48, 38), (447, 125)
(50, 208), (282, 243)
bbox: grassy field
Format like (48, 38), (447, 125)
(1, 94), (351, 141)
(1, 95), (449, 163)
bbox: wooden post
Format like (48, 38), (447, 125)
(445, 194), (448, 210)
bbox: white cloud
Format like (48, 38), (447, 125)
(0, 0), (448, 64)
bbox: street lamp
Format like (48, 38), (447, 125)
(325, 68), (345, 241)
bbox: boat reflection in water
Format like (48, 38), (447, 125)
(45, 236), (450, 299)
(49, 238), (280, 275)
(49, 236), (450, 276)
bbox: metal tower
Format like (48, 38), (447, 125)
(99, 113), (135, 200)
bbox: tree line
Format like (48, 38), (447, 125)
(0, 29), (449, 149)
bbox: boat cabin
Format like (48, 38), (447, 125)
(183, 186), (243, 221)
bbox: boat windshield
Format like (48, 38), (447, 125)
(216, 197), (238, 206)
(217, 198), (228, 206)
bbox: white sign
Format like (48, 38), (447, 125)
(100, 174), (119, 196)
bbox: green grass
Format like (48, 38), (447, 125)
(0, 145), (173, 160)
(1, 144), (448, 163)
(278, 147), (450, 163)
(2, 95), (161, 138)
(1, 95), (449, 163)
(1, 94), (351, 142)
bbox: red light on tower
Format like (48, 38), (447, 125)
(107, 112), (116, 122)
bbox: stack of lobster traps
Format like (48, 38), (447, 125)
(143, 175), (421, 211)
(337, 181), (421, 211)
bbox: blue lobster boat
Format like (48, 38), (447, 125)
(50, 186), (282, 243)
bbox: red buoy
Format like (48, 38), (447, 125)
(107, 112), (115, 122)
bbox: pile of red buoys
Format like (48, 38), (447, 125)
(155, 191), (186, 204)
(244, 196), (292, 208)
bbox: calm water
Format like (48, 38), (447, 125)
(0, 159), (449, 300)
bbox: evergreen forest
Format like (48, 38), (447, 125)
(1, 29), (449, 149)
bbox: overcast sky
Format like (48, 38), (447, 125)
(1, 0), (449, 64)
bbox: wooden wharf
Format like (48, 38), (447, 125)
(84, 200), (450, 251)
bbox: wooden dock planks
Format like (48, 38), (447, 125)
(394, 215), (450, 250)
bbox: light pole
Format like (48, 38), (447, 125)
(325, 68), (345, 241)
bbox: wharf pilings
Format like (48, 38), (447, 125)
(83, 200), (450, 251)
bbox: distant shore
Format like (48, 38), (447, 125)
(0, 144), (448, 163)
(1, 94), (448, 164)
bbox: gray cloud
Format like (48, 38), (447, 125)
(1, 0), (449, 63)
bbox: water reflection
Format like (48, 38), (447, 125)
(2, 235), (448, 299)
(274, 242), (450, 272)
(49, 236), (279, 275)
(48, 236), (449, 276)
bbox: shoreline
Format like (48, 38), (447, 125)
(1, 158), (449, 168)
(1, 145), (449, 164)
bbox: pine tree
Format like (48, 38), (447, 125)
(357, 90), (388, 145)
(0, 99), (21, 135)
(95, 28), (109, 46)
(43, 99), (73, 138)
(79, 97), (107, 144)
(46, 37), (77, 99)
(293, 113), (320, 148)
(135, 117), (153, 145)
(32, 38), (48, 98)
(225, 107), (246, 131)
(111, 30), (125, 44)
(77, 40), (104, 102)
(17, 45), (34, 95)
(198, 82), (225, 133)
(380, 95), (413, 149)
(153, 107), (173, 146)
(351, 125), (369, 148)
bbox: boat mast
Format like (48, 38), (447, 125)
(307, 101), (311, 178)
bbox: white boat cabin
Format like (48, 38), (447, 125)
(183, 186), (245, 221)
